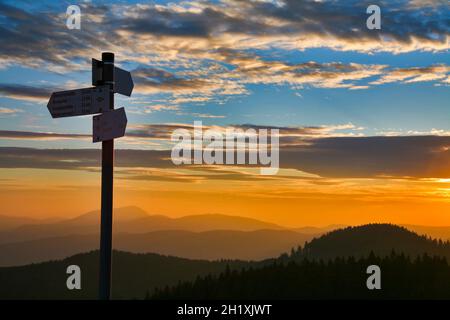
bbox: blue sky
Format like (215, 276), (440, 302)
(0, 0), (449, 149)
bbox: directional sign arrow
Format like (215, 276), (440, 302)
(114, 67), (134, 97)
(92, 58), (134, 96)
(93, 107), (127, 143)
(47, 85), (110, 118)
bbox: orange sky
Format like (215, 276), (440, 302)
(2, 167), (450, 227)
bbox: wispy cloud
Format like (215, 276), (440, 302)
(0, 80), (85, 103)
(0, 130), (90, 140)
(0, 84), (52, 102)
(0, 1), (448, 106)
(1, 0), (447, 70)
(3, 59), (447, 106)
(0, 107), (23, 115)
(0, 134), (449, 179)
(371, 65), (450, 85)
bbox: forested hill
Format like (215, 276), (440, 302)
(152, 252), (450, 299)
(0, 251), (249, 299)
(152, 224), (450, 299)
(295, 224), (450, 261)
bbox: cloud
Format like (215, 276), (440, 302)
(407, 0), (449, 9)
(280, 135), (450, 178)
(108, 0), (449, 55)
(125, 123), (198, 140)
(0, 147), (101, 170)
(132, 65), (247, 103)
(377, 128), (450, 136)
(0, 1), (448, 105)
(122, 122), (364, 142)
(0, 123), (384, 148)
(371, 65), (450, 85)
(0, 2), (111, 71)
(0, 80), (89, 103)
(0, 1), (448, 71)
(0, 107), (23, 115)
(124, 58), (450, 109)
(0, 84), (52, 102)
(133, 67), (208, 93)
(2, 130), (450, 179)
(130, 59), (447, 107)
(2, 120), (449, 148)
(184, 113), (226, 119)
(2, 59), (447, 107)
(0, 130), (89, 140)
(139, 104), (180, 114)
(115, 166), (277, 183)
(219, 55), (387, 89)
(225, 123), (365, 142)
(0, 147), (172, 170)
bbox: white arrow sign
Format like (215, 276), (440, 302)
(47, 85), (110, 118)
(93, 107), (127, 143)
(92, 58), (134, 96)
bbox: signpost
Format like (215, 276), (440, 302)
(114, 67), (134, 97)
(47, 85), (110, 118)
(92, 58), (134, 96)
(47, 52), (133, 300)
(93, 107), (127, 143)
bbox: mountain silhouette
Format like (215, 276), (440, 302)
(153, 252), (450, 300)
(299, 224), (450, 261)
(0, 214), (59, 232)
(0, 250), (250, 299)
(62, 206), (149, 224)
(0, 206), (148, 244)
(2, 223), (450, 299)
(0, 207), (285, 245)
(2, 208), (450, 247)
(153, 224), (450, 299)
(293, 224), (346, 235)
(0, 229), (315, 267)
(402, 224), (450, 241)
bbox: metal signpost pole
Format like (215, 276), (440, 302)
(99, 52), (114, 300)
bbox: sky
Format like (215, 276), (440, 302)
(0, 0), (449, 226)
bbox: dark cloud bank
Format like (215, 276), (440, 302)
(1, 135), (450, 178)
